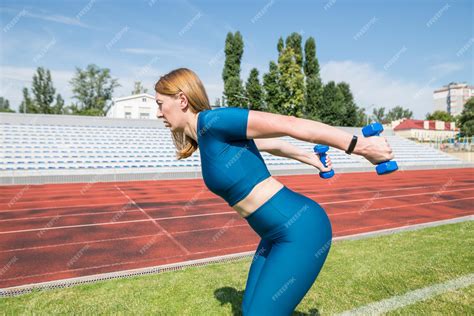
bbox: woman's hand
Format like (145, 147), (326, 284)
(355, 136), (395, 165)
(309, 151), (333, 173)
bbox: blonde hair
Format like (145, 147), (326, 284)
(155, 68), (211, 160)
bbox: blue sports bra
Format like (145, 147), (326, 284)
(197, 107), (272, 206)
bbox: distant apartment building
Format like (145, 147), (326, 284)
(107, 93), (157, 119)
(433, 82), (474, 116)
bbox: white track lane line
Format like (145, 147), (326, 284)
(337, 274), (474, 315)
(0, 196), (472, 235)
(2, 182), (473, 213)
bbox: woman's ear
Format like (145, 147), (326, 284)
(178, 92), (188, 110)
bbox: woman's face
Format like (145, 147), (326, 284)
(155, 92), (182, 130)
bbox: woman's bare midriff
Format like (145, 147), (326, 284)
(232, 176), (285, 218)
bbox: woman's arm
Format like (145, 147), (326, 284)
(253, 138), (332, 172)
(246, 110), (394, 164)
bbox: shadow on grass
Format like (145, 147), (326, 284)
(214, 287), (320, 315)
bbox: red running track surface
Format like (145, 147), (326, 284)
(0, 168), (473, 289)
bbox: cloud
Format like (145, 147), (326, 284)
(0, 7), (90, 28)
(320, 60), (438, 119)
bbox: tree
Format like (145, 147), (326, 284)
(263, 61), (283, 113)
(69, 64), (120, 116)
(277, 37), (284, 56)
(0, 97), (15, 113)
(458, 97), (474, 136)
(285, 32), (303, 68)
(319, 81), (345, 125)
(372, 107), (387, 123)
(426, 110), (454, 122)
(222, 31), (245, 107)
(19, 88), (36, 113)
(386, 106), (413, 122)
(245, 68), (264, 111)
(277, 46), (305, 117)
(337, 82), (358, 126)
(18, 67), (63, 114)
(32, 67), (56, 114)
(131, 81), (148, 95)
(356, 107), (369, 127)
(303, 36), (323, 120)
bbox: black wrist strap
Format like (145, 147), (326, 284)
(345, 135), (358, 155)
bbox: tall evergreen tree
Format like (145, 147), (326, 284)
(320, 81), (346, 125)
(263, 61), (283, 113)
(303, 37), (323, 120)
(277, 37), (284, 56)
(222, 31), (245, 107)
(18, 67), (63, 114)
(32, 67), (56, 114)
(337, 82), (358, 126)
(245, 68), (264, 111)
(285, 32), (303, 68)
(278, 46), (305, 117)
(19, 88), (37, 113)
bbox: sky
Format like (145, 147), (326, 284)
(0, 0), (473, 119)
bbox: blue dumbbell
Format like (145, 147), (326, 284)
(313, 145), (335, 179)
(362, 122), (398, 175)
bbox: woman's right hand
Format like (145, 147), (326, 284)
(356, 136), (395, 165)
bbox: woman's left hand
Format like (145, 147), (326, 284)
(309, 151), (333, 173)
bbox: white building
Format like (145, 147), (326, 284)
(107, 93), (157, 119)
(433, 82), (474, 116)
(393, 118), (458, 141)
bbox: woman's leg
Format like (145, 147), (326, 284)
(242, 238), (273, 314)
(244, 188), (333, 315)
(244, 235), (331, 315)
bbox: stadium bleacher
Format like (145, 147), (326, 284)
(0, 112), (468, 184)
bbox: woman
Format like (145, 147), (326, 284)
(154, 68), (393, 315)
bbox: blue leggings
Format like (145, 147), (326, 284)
(241, 186), (332, 315)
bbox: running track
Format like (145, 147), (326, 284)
(0, 168), (472, 289)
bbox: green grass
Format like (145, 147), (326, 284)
(1, 221), (473, 315)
